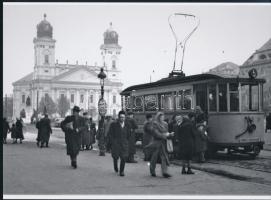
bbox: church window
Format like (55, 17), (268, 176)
(112, 74), (116, 77)
(22, 94), (25, 103)
(45, 93), (49, 98)
(45, 55), (49, 64)
(259, 54), (267, 60)
(112, 60), (116, 69)
(90, 95), (93, 103)
(80, 94), (84, 103)
(60, 94), (65, 99)
(113, 95), (116, 104)
(108, 51), (112, 54)
(71, 94), (74, 103)
(44, 70), (49, 73)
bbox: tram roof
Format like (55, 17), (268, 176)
(121, 73), (266, 95)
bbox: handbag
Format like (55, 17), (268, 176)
(166, 139), (174, 153)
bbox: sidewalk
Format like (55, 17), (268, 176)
(171, 159), (271, 186)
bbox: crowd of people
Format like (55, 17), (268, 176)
(3, 117), (24, 144)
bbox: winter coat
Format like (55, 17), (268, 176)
(194, 123), (208, 153)
(91, 123), (96, 144)
(142, 121), (153, 148)
(39, 117), (52, 143)
(36, 121), (41, 142)
(3, 120), (10, 139)
(11, 125), (17, 139)
(126, 118), (138, 155)
(81, 118), (92, 146)
(177, 118), (196, 160)
(144, 121), (170, 166)
(61, 115), (85, 157)
(15, 120), (24, 139)
(267, 114), (271, 130)
(108, 120), (131, 160)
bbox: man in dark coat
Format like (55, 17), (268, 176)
(15, 118), (24, 144)
(108, 110), (131, 176)
(39, 114), (52, 148)
(3, 118), (10, 144)
(177, 114), (196, 174)
(105, 116), (114, 152)
(126, 112), (138, 163)
(266, 113), (271, 133)
(142, 114), (153, 161)
(35, 118), (42, 147)
(61, 106), (85, 169)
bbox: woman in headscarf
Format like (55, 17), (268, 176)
(144, 112), (173, 178)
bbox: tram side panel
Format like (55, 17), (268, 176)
(208, 113), (265, 153)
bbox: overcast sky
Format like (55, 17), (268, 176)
(3, 3), (271, 95)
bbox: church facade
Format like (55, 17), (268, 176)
(12, 14), (123, 121)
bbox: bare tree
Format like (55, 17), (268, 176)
(57, 95), (70, 117)
(38, 94), (57, 116)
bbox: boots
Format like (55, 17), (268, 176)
(113, 159), (119, 173)
(181, 167), (187, 174)
(119, 159), (125, 176)
(46, 142), (49, 148)
(71, 161), (77, 169)
(187, 168), (195, 175)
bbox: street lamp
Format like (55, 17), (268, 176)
(97, 67), (107, 156)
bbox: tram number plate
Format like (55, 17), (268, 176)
(239, 138), (260, 142)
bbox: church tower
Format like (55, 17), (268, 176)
(100, 22), (122, 82)
(33, 14), (56, 79)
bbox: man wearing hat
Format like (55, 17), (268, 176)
(61, 106), (85, 169)
(126, 111), (138, 163)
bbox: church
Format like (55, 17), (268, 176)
(12, 14), (123, 121)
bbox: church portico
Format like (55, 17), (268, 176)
(12, 14), (123, 121)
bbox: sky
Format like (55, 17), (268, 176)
(3, 3), (271, 95)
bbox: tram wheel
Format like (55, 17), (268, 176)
(252, 145), (261, 156)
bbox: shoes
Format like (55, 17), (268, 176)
(127, 160), (137, 163)
(119, 172), (125, 176)
(71, 161), (77, 169)
(40, 145), (44, 148)
(36, 142), (40, 147)
(114, 167), (119, 173)
(20, 141), (22, 144)
(162, 173), (172, 178)
(186, 169), (195, 175)
(181, 168), (187, 174)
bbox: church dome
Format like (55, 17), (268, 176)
(36, 14), (53, 38)
(103, 22), (118, 45)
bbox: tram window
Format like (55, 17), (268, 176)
(184, 90), (192, 110)
(219, 84), (227, 112)
(241, 84), (259, 111)
(176, 89), (192, 110)
(125, 96), (132, 111)
(133, 96), (144, 112)
(209, 85), (217, 112)
(145, 95), (158, 111)
(230, 83), (239, 112)
(161, 93), (174, 111)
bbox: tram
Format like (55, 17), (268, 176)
(120, 71), (266, 157)
(120, 13), (266, 157)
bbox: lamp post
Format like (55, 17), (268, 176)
(97, 67), (107, 156)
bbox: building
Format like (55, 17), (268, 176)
(208, 62), (239, 76)
(12, 14), (123, 121)
(239, 38), (271, 112)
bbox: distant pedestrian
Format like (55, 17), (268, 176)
(90, 117), (96, 148)
(35, 118), (41, 147)
(61, 106), (85, 169)
(142, 114), (154, 161)
(81, 112), (92, 150)
(144, 112), (173, 178)
(15, 118), (24, 144)
(173, 115), (183, 159)
(126, 112), (138, 163)
(3, 118), (10, 144)
(194, 117), (208, 163)
(104, 116), (114, 152)
(168, 114), (177, 160)
(39, 114), (52, 148)
(266, 113), (271, 133)
(11, 123), (17, 143)
(177, 114), (196, 175)
(108, 110), (131, 176)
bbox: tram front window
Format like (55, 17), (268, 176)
(241, 84), (259, 111)
(230, 83), (239, 112)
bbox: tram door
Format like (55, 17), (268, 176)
(195, 84), (208, 112)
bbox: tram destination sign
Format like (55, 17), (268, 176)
(98, 98), (107, 116)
